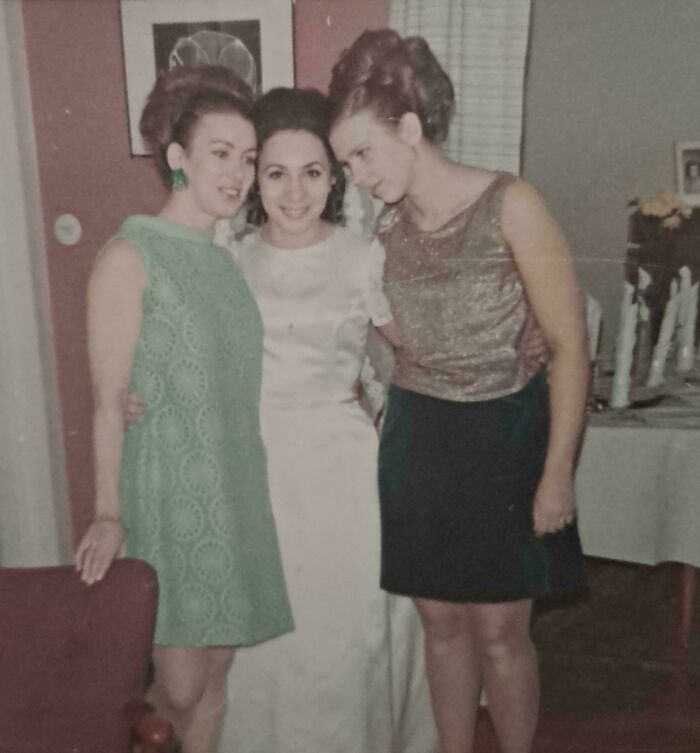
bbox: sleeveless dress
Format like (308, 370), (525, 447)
(376, 173), (587, 602)
(117, 215), (293, 647)
(218, 226), (399, 753)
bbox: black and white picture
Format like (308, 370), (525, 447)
(121, 0), (293, 155)
(676, 141), (700, 206)
(152, 21), (262, 95)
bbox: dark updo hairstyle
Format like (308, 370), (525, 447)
(328, 28), (454, 144)
(246, 87), (346, 226)
(139, 65), (255, 187)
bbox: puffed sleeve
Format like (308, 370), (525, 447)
(214, 218), (240, 263)
(366, 238), (393, 327)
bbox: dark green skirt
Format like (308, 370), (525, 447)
(378, 373), (586, 603)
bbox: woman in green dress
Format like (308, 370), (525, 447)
(74, 65), (292, 753)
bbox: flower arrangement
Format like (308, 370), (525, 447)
(630, 192), (692, 230)
(626, 192), (698, 343)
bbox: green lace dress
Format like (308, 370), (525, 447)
(117, 215), (293, 647)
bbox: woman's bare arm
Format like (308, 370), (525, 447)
(502, 179), (589, 535)
(75, 238), (145, 583)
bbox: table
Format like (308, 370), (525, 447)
(575, 391), (700, 653)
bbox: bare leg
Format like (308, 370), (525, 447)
(148, 645), (235, 753)
(471, 599), (538, 753)
(183, 647), (234, 753)
(414, 598), (481, 753)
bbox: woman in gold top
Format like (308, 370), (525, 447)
(329, 29), (589, 753)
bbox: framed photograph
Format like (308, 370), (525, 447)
(675, 141), (700, 207)
(120, 0), (294, 155)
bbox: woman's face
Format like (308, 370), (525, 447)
(330, 110), (414, 205)
(257, 129), (334, 248)
(170, 111), (257, 224)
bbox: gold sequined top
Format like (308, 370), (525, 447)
(376, 171), (539, 402)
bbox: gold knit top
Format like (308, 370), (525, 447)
(376, 171), (539, 402)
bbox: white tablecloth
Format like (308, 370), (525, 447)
(576, 401), (700, 569)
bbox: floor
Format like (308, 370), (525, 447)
(474, 558), (700, 752)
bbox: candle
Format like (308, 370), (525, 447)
(585, 294), (602, 362)
(611, 281), (638, 408)
(678, 280), (698, 373)
(676, 267), (693, 372)
(637, 268), (651, 324)
(631, 269), (653, 384)
(647, 278), (680, 387)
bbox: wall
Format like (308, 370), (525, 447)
(21, 0), (388, 540)
(522, 0), (700, 355)
(24, 0), (696, 536)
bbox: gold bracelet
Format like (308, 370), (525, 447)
(94, 514), (121, 525)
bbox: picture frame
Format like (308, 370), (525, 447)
(120, 0), (294, 155)
(675, 140), (700, 207)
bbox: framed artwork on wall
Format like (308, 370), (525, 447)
(675, 141), (700, 207)
(120, 0), (294, 155)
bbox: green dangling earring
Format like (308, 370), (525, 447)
(169, 168), (188, 191)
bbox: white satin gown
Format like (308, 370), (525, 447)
(216, 223), (438, 753)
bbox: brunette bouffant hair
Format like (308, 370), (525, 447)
(139, 65), (255, 187)
(328, 28), (454, 144)
(246, 87), (346, 226)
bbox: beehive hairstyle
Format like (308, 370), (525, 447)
(328, 28), (454, 144)
(139, 65), (255, 186)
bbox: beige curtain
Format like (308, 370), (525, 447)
(0, 1), (71, 566)
(389, 0), (532, 174)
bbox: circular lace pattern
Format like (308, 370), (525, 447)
(149, 267), (187, 313)
(167, 494), (205, 543)
(207, 495), (235, 536)
(183, 310), (215, 356)
(141, 497), (162, 540)
(180, 268), (206, 304)
(145, 230), (186, 270)
(146, 540), (186, 585)
(192, 538), (234, 583)
(136, 452), (175, 499)
(169, 358), (208, 406)
(180, 450), (222, 495)
(178, 582), (217, 627)
(196, 403), (225, 449)
(154, 405), (193, 454)
(221, 281), (252, 313)
(135, 363), (165, 406)
(140, 314), (177, 362)
(218, 307), (241, 355)
(222, 581), (253, 628)
(119, 217), (291, 646)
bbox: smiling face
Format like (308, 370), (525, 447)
(330, 110), (415, 205)
(167, 111), (257, 225)
(257, 129), (334, 248)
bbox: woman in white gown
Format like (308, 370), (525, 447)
(216, 87), (428, 753)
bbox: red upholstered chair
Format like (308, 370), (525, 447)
(0, 558), (175, 753)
